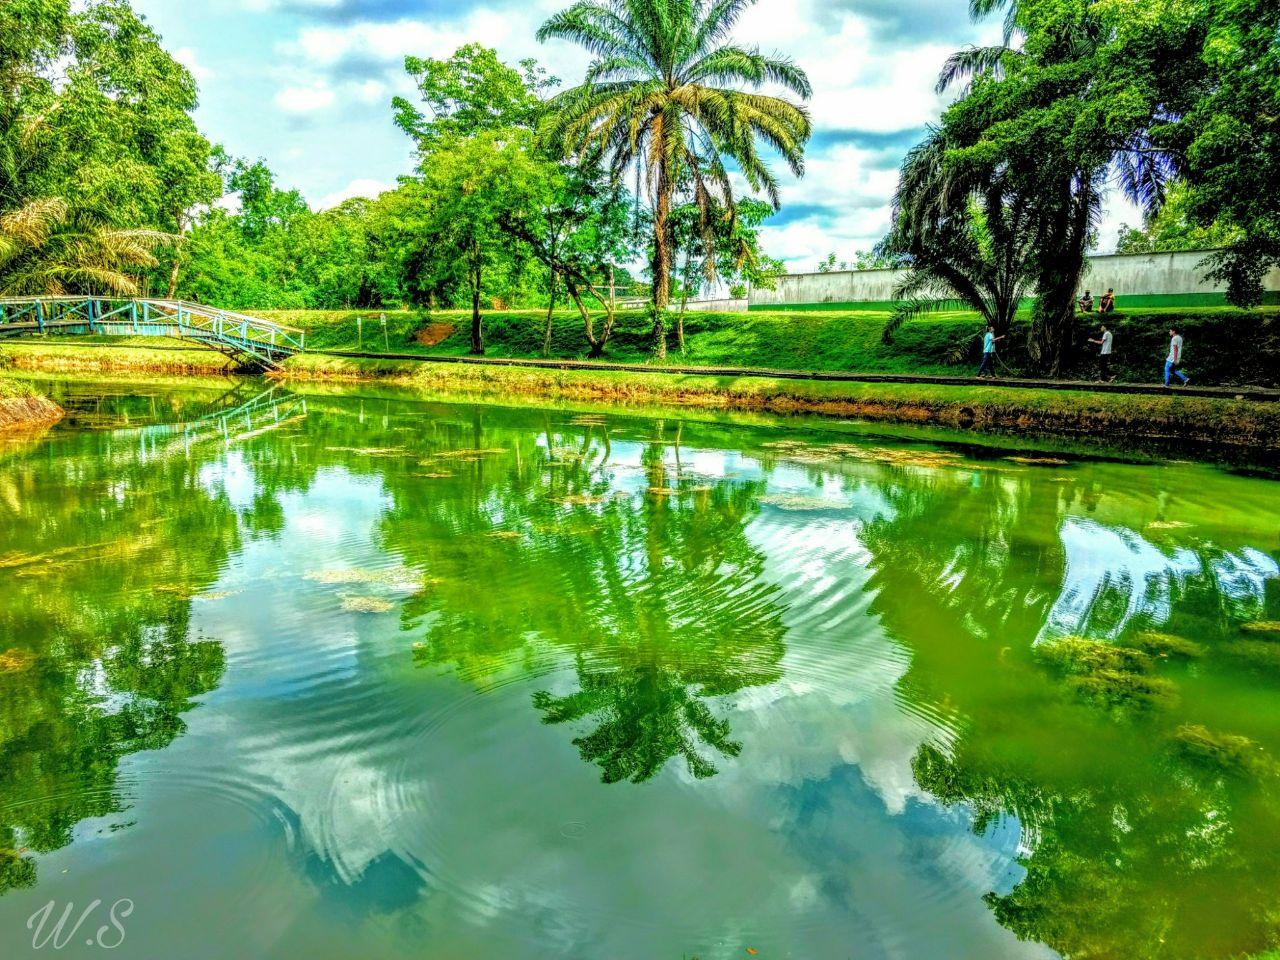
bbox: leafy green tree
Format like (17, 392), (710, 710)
(498, 159), (639, 356)
(393, 43), (555, 155)
(931, 0), (1208, 372)
(1171, 0), (1280, 307)
(411, 131), (556, 352)
(1114, 181), (1240, 256)
(538, 0), (812, 358)
(0, 0), (217, 295)
(670, 195), (778, 349)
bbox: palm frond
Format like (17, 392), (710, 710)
(936, 45), (1016, 95)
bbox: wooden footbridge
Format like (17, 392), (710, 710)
(0, 297), (305, 369)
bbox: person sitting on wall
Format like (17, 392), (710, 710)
(1078, 290), (1095, 313)
(1099, 288), (1116, 313)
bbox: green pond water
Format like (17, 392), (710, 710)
(0, 378), (1278, 960)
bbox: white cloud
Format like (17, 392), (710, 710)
(315, 177), (393, 210)
(173, 47), (215, 84)
(274, 84), (336, 113)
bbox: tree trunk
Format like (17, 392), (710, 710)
(542, 270), (558, 358)
(650, 164), (675, 360)
(676, 246), (694, 354)
(165, 211), (186, 299)
(469, 243), (484, 355)
(1029, 177), (1095, 376)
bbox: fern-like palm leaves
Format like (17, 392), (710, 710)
(0, 198), (175, 296)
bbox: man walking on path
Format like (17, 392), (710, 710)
(977, 325), (1004, 378)
(1164, 327), (1190, 387)
(1089, 324), (1114, 381)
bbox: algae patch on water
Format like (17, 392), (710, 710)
(1173, 724), (1279, 780)
(340, 595), (396, 614)
(0, 648), (36, 673)
(304, 565), (426, 593)
(1123, 631), (1205, 660)
(1036, 636), (1178, 711)
(760, 493), (851, 511)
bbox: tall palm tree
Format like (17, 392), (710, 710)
(0, 197), (174, 296)
(538, 0), (811, 358)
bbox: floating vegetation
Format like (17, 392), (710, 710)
(1036, 636), (1177, 711)
(0, 648), (35, 673)
(760, 493), (849, 511)
(549, 494), (607, 506)
(340, 595), (395, 614)
(1241, 621), (1280, 637)
(426, 448), (508, 460)
(759, 438), (974, 472)
(486, 530), (522, 540)
(1222, 640), (1280, 671)
(547, 446), (586, 461)
(1173, 724), (1278, 779)
(304, 565), (425, 592)
(646, 486), (678, 496)
(1124, 631), (1206, 660)
(324, 446), (408, 457)
(1005, 456), (1070, 466)
(1147, 520), (1191, 531)
(193, 590), (240, 603)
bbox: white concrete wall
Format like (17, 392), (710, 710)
(752, 249), (1280, 307)
(683, 298), (750, 313)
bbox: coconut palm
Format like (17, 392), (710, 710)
(0, 197), (175, 296)
(537, 0), (811, 358)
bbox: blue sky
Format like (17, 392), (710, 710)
(133, 0), (1140, 269)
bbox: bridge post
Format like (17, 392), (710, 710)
(35, 301), (44, 334)
(87, 299), (98, 333)
(132, 300), (140, 333)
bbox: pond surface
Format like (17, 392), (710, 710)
(0, 379), (1278, 960)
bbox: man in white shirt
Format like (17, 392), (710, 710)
(1089, 323), (1114, 381)
(1164, 327), (1190, 387)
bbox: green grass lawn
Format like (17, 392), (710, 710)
(261, 303), (1280, 387)
(0, 375), (35, 399)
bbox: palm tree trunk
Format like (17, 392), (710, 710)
(651, 165), (675, 360)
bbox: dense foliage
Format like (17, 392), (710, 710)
(3, 0), (1276, 368)
(0, 0), (218, 295)
(888, 0), (1280, 373)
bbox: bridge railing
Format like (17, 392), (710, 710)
(144, 300), (306, 353)
(0, 296), (306, 355)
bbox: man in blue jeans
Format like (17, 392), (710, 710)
(1164, 327), (1190, 386)
(977, 325), (1004, 378)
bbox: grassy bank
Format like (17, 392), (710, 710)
(261, 304), (1280, 387)
(280, 353), (1280, 451)
(0, 338), (236, 375)
(0, 376), (62, 431)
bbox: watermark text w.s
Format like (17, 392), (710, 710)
(27, 899), (133, 950)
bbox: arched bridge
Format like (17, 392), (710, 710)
(0, 297), (305, 369)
